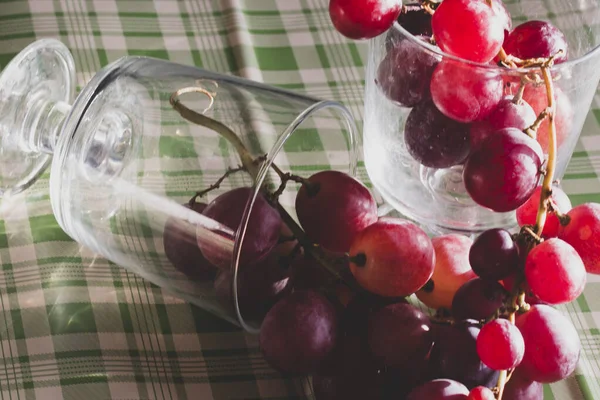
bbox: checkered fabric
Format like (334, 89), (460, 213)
(0, 0), (599, 399)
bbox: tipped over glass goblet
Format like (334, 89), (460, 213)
(0, 39), (359, 333)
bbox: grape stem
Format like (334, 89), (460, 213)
(523, 108), (550, 139)
(188, 165), (247, 205)
(170, 89), (363, 293)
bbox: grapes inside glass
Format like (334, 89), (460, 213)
(363, 0), (600, 235)
(0, 39), (359, 332)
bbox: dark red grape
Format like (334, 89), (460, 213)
(407, 379), (469, 399)
(404, 99), (471, 168)
(214, 250), (291, 322)
(470, 97), (537, 150)
(429, 320), (499, 389)
(397, 3), (433, 37)
(516, 304), (581, 383)
(431, 60), (503, 123)
(289, 253), (337, 291)
(329, 0), (402, 40)
(452, 278), (508, 321)
(201, 187), (281, 268)
(259, 290), (338, 374)
(525, 238), (586, 305)
(463, 127), (543, 212)
(503, 368), (543, 399)
(377, 36), (440, 107)
(368, 302), (434, 369)
(295, 170), (377, 253)
(516, 185), (572, 238)
(477, 318), (525, 370)
(432, 0), (505, 63)
(469, 228), (520, 281)
(504, 20), (568, 63)
(349, 217), (435, 297)
(163, 202), (217, 281)
(559, 203), (600, 274)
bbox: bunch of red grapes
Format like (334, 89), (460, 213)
(161, 0), (600, 399)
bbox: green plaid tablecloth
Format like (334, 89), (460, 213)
(0, 1), (599, 399)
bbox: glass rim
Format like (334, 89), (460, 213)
(391, 21), (600, 73)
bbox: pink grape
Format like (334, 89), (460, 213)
(407, 379), (469, 399)
(259, 290), (338, 374)
(349, 217), (435, 297)
(470, 97), (537, 150)
(504, 20), (568, 63)
(469, 228), (520, 281)
(431, 60), (503, 123)
(525, 238), (586, 305)
(477, 318), (525, 370)
(296, 170), (378, 253)
(201, 187), (281, 268)
(368, 302), (434, 369)
(503, 368), (544, 399)
(163, 202), (217, 281)
(432, 0), (505, 63)
(559, 203), (600, 274)
(463, 127), (543, 212)
(515, 304), (581, 383)
(516, 185), (572, 238)
(467, 386), (495, 400)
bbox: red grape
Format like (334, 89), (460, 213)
(329, 0), (402, 40)
(377, 36), (440, 107)
(259, 290), (338, 374)
(467, 386), (495, 400)
(504, 20), (569, 63)
(416, 234), (476, 310)
(559, 203), (600, 274)
(515, 304), (581, 383)
(470, 97), (537, 150)
(503, 368), (543, 399)
(289, 253), (337, 291)
(163, 202), (217, 281)
(491, 0), (512, 33)
(463, 127), (543, 212)
(404, 99), (471, 168)
(432, 0), (505, 63)
(477, 318), (525, 370)
(296, 170), (378, 253)
(525, 238), (586, 305)
(429, 320), (499, 389)
(431, 60), (503, 123)
(407, 379), (469, 399)
(451, 278), (508, 321)
(368, 302), (434, 369)
(349, 217), (435, 297)
(201, 187), (281, 268)
(516, 185), (572, 238)
(522, 84), (573, 154)
(469, 228), (520, 281)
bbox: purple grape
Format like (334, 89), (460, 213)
(201, 187), (281, 268)
(406, 379), (469, 400)
(451, 278), (508, 321)
(259, 290), (338, 374)
(469, 228), (520, 281)
(429, 320), (499, 389)
(504, 20), (568, 64)
(404, 99), (471, 168)
(463, 127), (543, 212)
(163, 202), (217, 281)
(503, 368), (544, 400)
(378, 36), (440, 107)
(368, 302), (434, 369)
